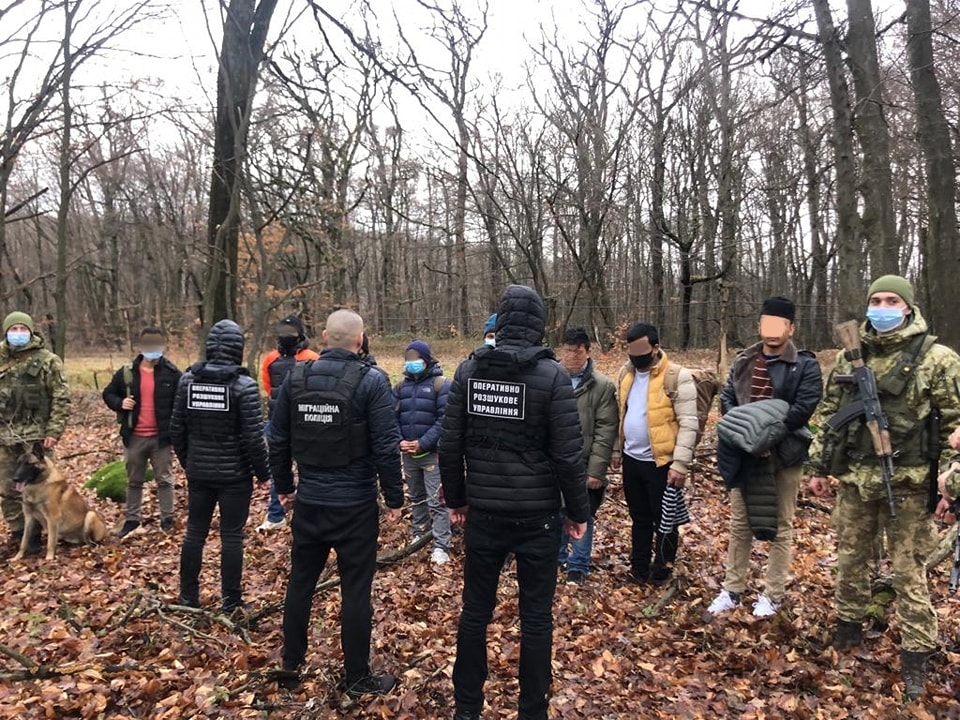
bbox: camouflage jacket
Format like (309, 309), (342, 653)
(807, 308), (960, 501)
(0, 335), (70, 445)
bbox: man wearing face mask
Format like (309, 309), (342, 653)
(0, 311), (70, 554)
(806, 275), (960, 700)
(705, 297), (821, 620)
(393, 340), (451, 564)
(611, 323), (698, 586)
(258, 316), (319, 532)
(103, 327), (182, 537)
(482, 314), (497, 347)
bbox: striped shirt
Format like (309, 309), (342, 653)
(750, 355), (775, 402)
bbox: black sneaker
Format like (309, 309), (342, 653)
(566, 569), (587, 584)
(454, 711), (481, 720)
(118, 520), (142, 539)
(160, 517), (175, 532)
(345, 673), (396, 700)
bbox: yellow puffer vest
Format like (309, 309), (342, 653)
(617, 353), (677, 467)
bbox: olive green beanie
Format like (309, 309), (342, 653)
(867, 275), (914, 308)
(2, 311), (34, 334)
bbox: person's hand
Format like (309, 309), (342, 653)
(279, 492), (296, 511)
(409, 440), (421, 454)
(399, 440), (416, 454)
(449, 506), (468, 526)
(42, 437), (57, 450)
(935, 497), (957, 523)
(385, 507), (401, 524)
(564, 519), (587, 541)
(667, 469), (686, 488)
(609, 456), (622, 473)
(121, 397), (136, 410)
(938, 462), (960, 500)
(807, 476), (831, 497)
(586, 476), (603, 490)
(949, 426), (960, 451)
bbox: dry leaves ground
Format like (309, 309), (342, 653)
(1, 346), (959, 719)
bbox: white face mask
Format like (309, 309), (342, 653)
(484, 337), (496, 347)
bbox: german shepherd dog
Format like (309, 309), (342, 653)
(12, 444), (107, 561)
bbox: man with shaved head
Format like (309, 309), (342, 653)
(269, 308), (403, 701)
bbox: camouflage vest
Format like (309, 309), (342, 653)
(843, 334), (936, 468)
(0, 352), (52, 428)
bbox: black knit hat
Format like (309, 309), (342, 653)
(759, 296), (796, 323)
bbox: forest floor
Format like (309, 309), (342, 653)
(1, 342), (959, 719)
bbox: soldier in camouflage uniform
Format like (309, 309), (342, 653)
(807, 275), (960, 701)
(0, 312), (71, 551)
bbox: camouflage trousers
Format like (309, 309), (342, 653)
(0, 444), (24, 534)
(833, 482), (937, 651)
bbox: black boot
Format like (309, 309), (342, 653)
(831, 619), (863, 650)
(900, 650), (928, 701)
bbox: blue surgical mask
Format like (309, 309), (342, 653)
(405, 359), (426, 375)
(5, 330), (30, 348)
(484, 337), (496, 347)
(866, 307), (905, 333)
(142, 349), (164, 361)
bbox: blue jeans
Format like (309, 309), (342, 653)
(264, 420), (286, 523)
(558, 516), (594, 574)
(454, 510), (561, 720)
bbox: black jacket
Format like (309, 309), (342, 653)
(103, 356), (181, 447)
(438, 284), (590, 523)
(268, 347), (403, 509)
(169, 320), (270, 486)
(720, 340), (822, 433)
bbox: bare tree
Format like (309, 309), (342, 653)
(202, 0), (278, 330)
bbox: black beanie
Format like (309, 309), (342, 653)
(759, 296), (796, 323)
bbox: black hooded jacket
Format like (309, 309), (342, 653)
(438, 285), (590, 522)
(170, 320), (270, 486)
(102, 355), (181, 447)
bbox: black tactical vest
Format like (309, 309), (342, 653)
(288, 359), (370, 468)
(268, 354), (297, 401)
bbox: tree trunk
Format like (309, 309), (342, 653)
(53, 2), (75, 359)
(845, 0), (897, 276)
(906, 0), (960, 346)
(202, 0), (277, 332)
(812, 0), (863, 320)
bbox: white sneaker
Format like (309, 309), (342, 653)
(256, 517), (287, 532)
(706, 590), (741, 616)
(430, 548), (450, 565)
(752, 594), (779, 618)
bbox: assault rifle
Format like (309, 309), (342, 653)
(825, 320), (897, 519)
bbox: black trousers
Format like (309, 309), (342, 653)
(621, 455), (678, 579)
(179, 481), (252, 609)
(454, 510), (561, 720)
(282, 500), (379, 683)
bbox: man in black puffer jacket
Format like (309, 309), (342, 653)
(170, 319), (270, 614)
(269, 309), (403, 701)
(440, 285), (590, 720)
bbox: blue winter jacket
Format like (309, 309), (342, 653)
(394, 363), (450, 453)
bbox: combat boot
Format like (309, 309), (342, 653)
(831, 619), (863, 650)
(900, 650), (928, 701)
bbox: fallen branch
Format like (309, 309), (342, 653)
(0, 643), (38, 670)
(643, 576), (681, 618)
(798, 499), (832, 514)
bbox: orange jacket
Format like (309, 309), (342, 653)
(260, 347), (320, 396)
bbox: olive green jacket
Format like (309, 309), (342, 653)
(573, 359), (619, 481)
(0, 335), (70, 445)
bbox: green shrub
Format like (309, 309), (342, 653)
(83, 459), (154, 503)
